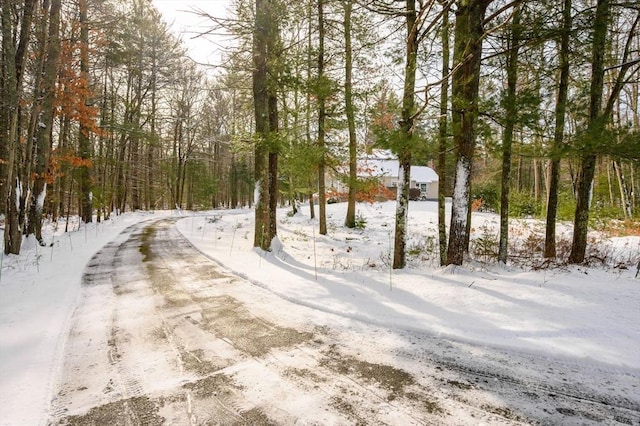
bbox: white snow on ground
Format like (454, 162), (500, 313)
(0, 212), (170, 425)
(1, 201), (639, 425)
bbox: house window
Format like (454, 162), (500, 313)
(419, 183), (428, 192)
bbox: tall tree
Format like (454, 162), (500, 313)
(392, 0), (419, 269)
(2, 0), (36, 255)
(569, 0), (610, 263)
(544, 0), (572, 259)
(267, 22), (280, 244)
(497, 5), (522, 264)
(569, 0), (638, 263)
(446, 0), (492, 266)
(317, 0), (328, 235)
(306, 0), (316, 220)
(438, 1), (450, 266)
(27, 0), (62, 244)
(78, 0), (93, 223)
(344, 0), (358, 229)
(253, 0), (272, 249)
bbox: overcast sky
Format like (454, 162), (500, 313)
(151, 0), (232, 70)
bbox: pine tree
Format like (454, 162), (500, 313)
(27, 0), (62, 244)
(569, 0), (638, 263)
(392, 0), (419, 270)
(78, 0), (93, 223)
(2, 0), (36, 255)
(544, 0), (572, 259)
(437, 2), (451, 266)
(446, 0), (493, 266)
(344, 0), (358, 229)
(253, 0), (272, 249)
(317, 0), (328, 236)
(498, 5), (522, 264)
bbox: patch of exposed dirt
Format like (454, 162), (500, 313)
(53, 396), (163, 426)
(138, 227), (156, 262)
(404, 391), (445, 414)
(481, 404), (528, 423)
(330, 395), (369, 426)
(190, 264), (230, 281)
(197, 295), (313, 357)
(182, 373), (238, 399)
(283, 367), (328, 384)
(180, 348), (224, 376)
(321, 345), (415, 398)
(447, 379), (473, 390)
(320, 345), (444, 416)
(234, 408), (278, 426)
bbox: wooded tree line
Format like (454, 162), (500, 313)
(2, 0), (257, 255)
(2, 0), (638, 268)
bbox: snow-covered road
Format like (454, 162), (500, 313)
(46, 218), (640, 425)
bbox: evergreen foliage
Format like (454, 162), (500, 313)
(1, 0), (637, 261)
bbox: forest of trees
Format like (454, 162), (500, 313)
(2, 0), (638, 267)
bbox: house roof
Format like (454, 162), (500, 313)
(358, 158), (438, 183)
(410, 164), (439, 183)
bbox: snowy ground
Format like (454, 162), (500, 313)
(0, 213), (164, 425)
(178, 201), (640, 369)
(1, 201), (639, 425)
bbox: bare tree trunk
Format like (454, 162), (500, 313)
(106, 78), (117, 216)
(446, 0), (491, 266)
(306, 0), (315, 221)
(533, 158), (541, 200)
(344, 0), (357, 229)
(2, 0), (36, 255)
(393, 0), (418, 270)
(569, 0), (609, 263)
(317, 0), (327, 235)
(393, 156), (411, 269)
(56, 116), (70, 220)
(544, 2), (569, 258)
(631, 163), (637, 215)
(498, 5), (521, 264)
(253, 0), (271, 249)
(170, 119), (180, 208)
(606, 161), (615, 205)
(232, 157), (239, 209)
(78, 0), (93, 223)
(268, 1), (281, 242)
(268, 94), (279, 242)
(22, 0), (51, 241)
(2, 0), (21, 255)
(28, 0), (62, 244)
(147, 51), (157, 210)
(613, 160), (631, 219)
(179, 155), (187, 209)
(437, 2), (450, 266)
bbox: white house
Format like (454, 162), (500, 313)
(328, 150), (439, 200)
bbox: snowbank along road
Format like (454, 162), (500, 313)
(48, 218), (640, 425)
